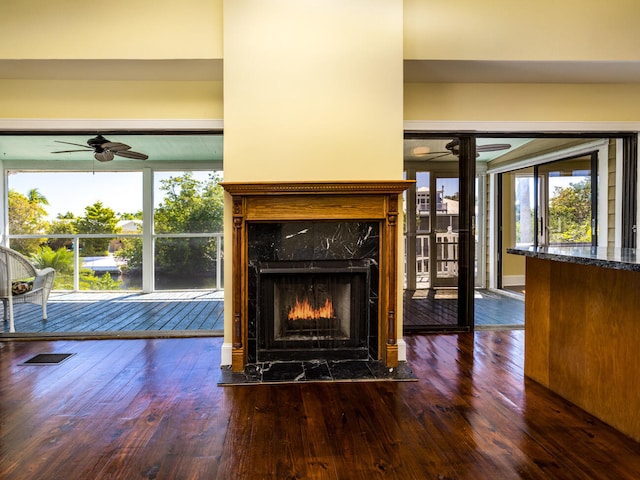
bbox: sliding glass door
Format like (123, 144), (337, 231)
(536, 154), (597, 247)
(404, 136), (474, 331)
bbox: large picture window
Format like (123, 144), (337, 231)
(6, 169), (224, 292)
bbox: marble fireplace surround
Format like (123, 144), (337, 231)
(220, 181), (414, 372)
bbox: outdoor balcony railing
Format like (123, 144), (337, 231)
(4, 233), (224, 292)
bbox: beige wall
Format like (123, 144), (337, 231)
(223, 0), (403, 181)
(405, 83), (640, 122)
(0, 80), (223, 119)
(5, 0), (640, 62)
(222, 0), (404, 347)
(0, 0), (223, 60)
(404, 0), (640, 61)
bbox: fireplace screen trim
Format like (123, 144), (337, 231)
(257, 260), (371, 362)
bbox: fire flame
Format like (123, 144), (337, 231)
(288, 296), (335, 320)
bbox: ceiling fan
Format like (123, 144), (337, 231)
(417, 139), (512, 159)
(52, 134), (149, 162)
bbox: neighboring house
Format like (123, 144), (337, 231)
(109, 219), (142, 253)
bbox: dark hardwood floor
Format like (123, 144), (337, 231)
(1, 330), (639, 479)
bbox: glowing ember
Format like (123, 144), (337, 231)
(288, 296), (335, 320)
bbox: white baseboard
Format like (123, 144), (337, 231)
(221, 342), (233, 367)
(398, 338), (407, 362)
(220, 339), (407, 366)
(502, 274), (525, 286)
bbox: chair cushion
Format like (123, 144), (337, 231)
(12, 280), (34, 296)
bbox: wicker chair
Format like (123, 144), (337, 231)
(0, 246), (55, 333)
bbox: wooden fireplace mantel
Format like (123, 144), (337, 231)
(221, 180), (414, 372)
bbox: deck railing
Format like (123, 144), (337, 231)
(407, 231), (459, 287)
(4, 233), (224, 292)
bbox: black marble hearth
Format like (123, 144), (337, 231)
(218, 359), (417, 385)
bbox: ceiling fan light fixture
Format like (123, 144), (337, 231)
(445, 140), (460, 154)
(412, 146), (431, 156)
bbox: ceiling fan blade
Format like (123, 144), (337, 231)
(54, 140), (92, 149)
(102, 142), (131, 152)
(95, 151), (114, 162)
(425, 152), (452, 160)
(52, 149), (93, 154)
(477, 143), (512, 152)
(114, 150), (149, 160)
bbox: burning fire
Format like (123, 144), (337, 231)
(288, 296), (336, 320)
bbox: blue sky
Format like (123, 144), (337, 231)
(8, 171), (214, 220)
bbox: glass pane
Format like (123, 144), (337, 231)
(77, 237), (127, 291)
(7, 171), (143, 291)
(403, 137), (461, 330)
(434, 177), (459, 285)
(154, 236), (223, 290)
(515, 173), (535, 247)
(416, 172), (431, 233)
(538, 156), (593, 245)
(154, 171), (224, 234)
(8, 171), (143, 234)
(9, 236), (77, 291)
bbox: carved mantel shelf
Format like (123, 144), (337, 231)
(221, 180), (414, 372)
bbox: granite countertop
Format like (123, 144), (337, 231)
(506, 245), (640, 272)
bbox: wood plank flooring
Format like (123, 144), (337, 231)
(1, 330), (639, 479)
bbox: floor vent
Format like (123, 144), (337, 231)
(21, 353), (74, 365)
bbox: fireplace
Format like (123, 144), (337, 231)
(221, 181), (413, 372)
(248, 221), (379, 364)
(257, 259), (371, 361)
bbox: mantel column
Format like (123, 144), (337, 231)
(231, 195), (245, 372)
(384, 193), (399, 367)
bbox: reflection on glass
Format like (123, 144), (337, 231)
(154, 237), (223, 290)
(515, 174), (535, 247)
(154, 171), (224, 234)
(538, 157), (592, 246)
(434, 177), (459, 285)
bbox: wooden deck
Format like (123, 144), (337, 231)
(404, 288), (524, 330)
(1, 291), (225, 336)
(1, 330), (639, 479)
(2, 288), (520, 336)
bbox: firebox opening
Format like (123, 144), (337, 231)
(275, 277), (351, 342)
(258, 260), (371, 362)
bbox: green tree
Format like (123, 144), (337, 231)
(27, 188), (49, 207)
(74, 201), (120, 256)
(30, 245), (75, 289)
(82, 271), (121, 290)
(7, 189), (50, 254)
(154, 173), (224, 234)
(30, 245), (122, 290)
(117, 173), (224, 278)
(118, 211), (143, 220)
(548, 179), (592, 244)
(47, 218), (76, 251)
(153, 173), (224, 276)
